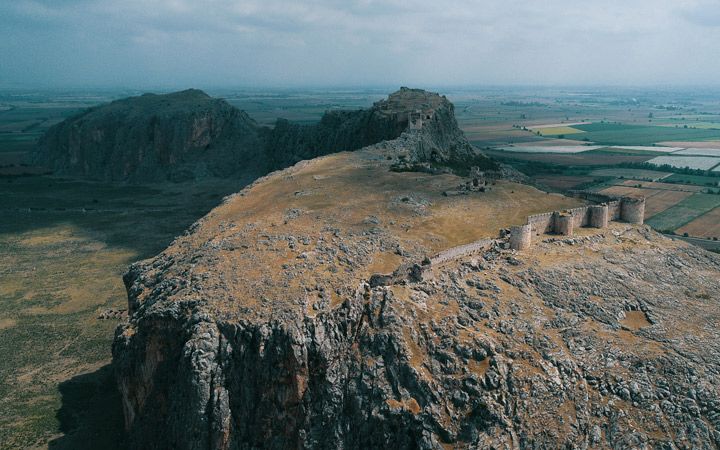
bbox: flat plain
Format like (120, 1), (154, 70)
(0, 174), (248, 449)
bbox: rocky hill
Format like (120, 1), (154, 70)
(35, 87), (493, 182)
(112, 129), (720, 447)
(34, 89), (266, 182)
(264, 87), (488, 171)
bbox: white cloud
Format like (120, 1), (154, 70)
(2, 0), (720, 87)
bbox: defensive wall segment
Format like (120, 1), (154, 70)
(369, 192), (646, 284)
(509, 193), (645, 251)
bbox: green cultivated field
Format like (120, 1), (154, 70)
(571, 123), (720, 146)
(589, 168), (672, 180)
(646, 193), (720, 231)
(582, 147), (667, 156)
(665, 173), (720, 186)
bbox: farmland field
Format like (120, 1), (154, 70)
(498, 145), (601, 153)
(485, 149), (654, 166)
(664, 173), (720, 186)
(590, 168), (672, 180)
(646, 193), (720, 231)
(643, 191), (696, 218)
(532, 126), (584, 136)
(598, 185), (651, 198)
(598, 185), (696, 219)
(658, 140), (720, 148)
(610, 146), (682, 153)
(613, 180), (704, 192)
(673, 148), (720, 156)
(648, 155), (720, 170)
(676, 208), (720, 239)
(531, 175), (595, 190)
(570, 123), (720, 145)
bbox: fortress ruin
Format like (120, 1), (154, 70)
(509, 193), (646, 251)
(419, 192), (646, 271)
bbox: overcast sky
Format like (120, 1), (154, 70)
(2, 0), (720, 88)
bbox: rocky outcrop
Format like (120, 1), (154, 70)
(113, 223), (720, 449)
(35, 87), (495, 182)
(34, 89), (267, 182)
(264, 87), (492, 171)
(112, 137), (720, 448)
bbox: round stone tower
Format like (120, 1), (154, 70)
(620, 197), (645, 225)
(509, 224), (532, 251)
(555, 213), (574, 236)
(589, 204), (609, 228)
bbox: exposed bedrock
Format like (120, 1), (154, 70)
(264, 87), (492, 171)
(113, 274), (452, 449)
(35, 87), (494, 182)
(34, 89), (267, 182)
(113, 225), (720, 449)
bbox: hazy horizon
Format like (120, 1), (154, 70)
(3, 1), (720, 89)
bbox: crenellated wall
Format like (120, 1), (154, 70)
(510, 194), (645, 250)
(419, 194), (645, 266)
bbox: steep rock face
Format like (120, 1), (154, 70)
(264, 87), (490, 170)
(35, 87), (494, 182)
(113, 223), (720, 449)
(113, 142), (720, 448)
(35, 89), (266, 182)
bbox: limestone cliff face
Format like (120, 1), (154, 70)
(35, 89), (266, 182)
(112, 135), (720, 448)
(113, 221), (720, 449)
(35, 87), (495, 182)
(264, 87), (490, 170)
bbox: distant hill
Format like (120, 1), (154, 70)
(34, 89), (266, 182)
(34, 87), (494, 182)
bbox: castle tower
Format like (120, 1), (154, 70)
(408, 110), (424, 130)
(589, 204), (609, 228)
(555, 212), (574, 236)
(509, 224), (532, 251)
(620, 197), (645, 225)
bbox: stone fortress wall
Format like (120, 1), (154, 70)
(372, 192), (646, 283)
(509, 192), (646, 251)
(431, 238), (496, 265)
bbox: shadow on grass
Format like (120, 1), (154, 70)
(0, 175), (251, 258)
(49, 364), (125, 450)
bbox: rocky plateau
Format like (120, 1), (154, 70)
(109, 89), (720, 449)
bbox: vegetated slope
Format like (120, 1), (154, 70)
(34, 89), (266, 182)
(35, 87), (493, 182)
(112, 140), (720, 447)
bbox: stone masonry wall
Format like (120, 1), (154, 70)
(431, 238), (495, 265)
(511, 195), (644, 250)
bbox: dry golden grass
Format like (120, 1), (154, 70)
(621, 311), (651, 330)
(0, 319), (17, 330)
(1, 224), (137, 316)
(166, 148), (585, 319)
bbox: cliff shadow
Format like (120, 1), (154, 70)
(49, 364), (125, 450)
(0, 174), (251, 257)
